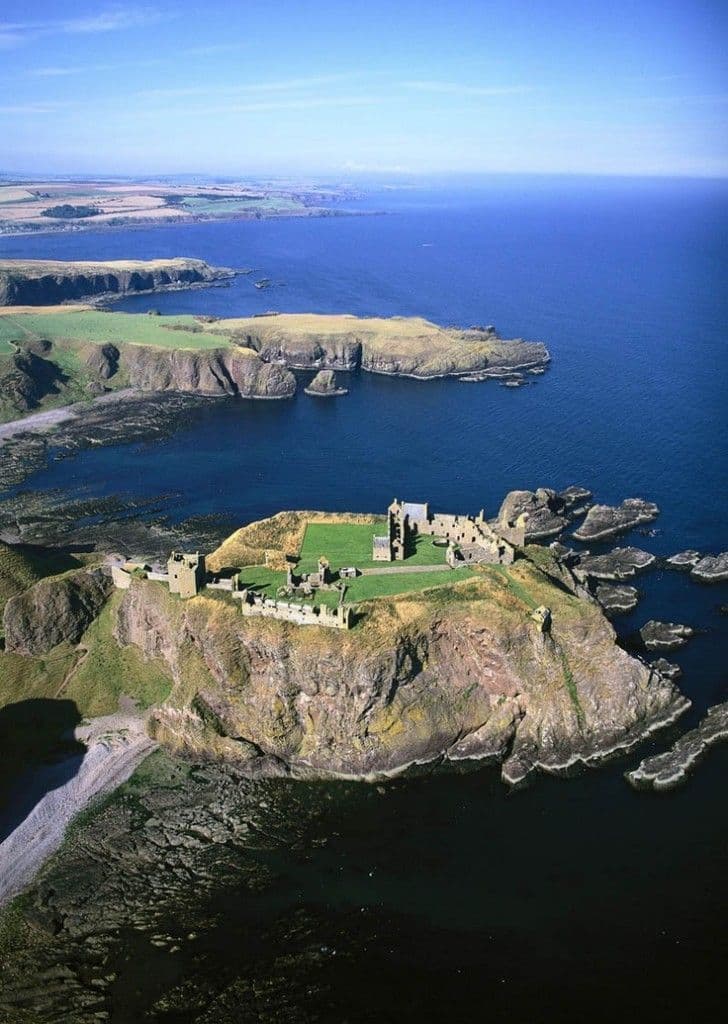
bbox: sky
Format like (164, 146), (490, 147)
(0, 0), (727, 179)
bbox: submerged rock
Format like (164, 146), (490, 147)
(304, 369), (348, 397)
(690, 552), (728, 583)
(639, 620), (695, 652)
(575, 546), (656, 581)
(626, 701), (728, 791)
(595, 583), (640, 616)
(572, 498), (659, 542)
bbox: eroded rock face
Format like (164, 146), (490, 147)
(0, 258), (235, 306)
(497, 488), (571, 541)
(113, 558), (686, 785)
(304, 369), (348, 396)
(0, 350), (64, 415)
(3, 567), (113, 655)
(639, 620), (695, 652)
(572, 499), (659, 542)
(113, 345), (296, 400)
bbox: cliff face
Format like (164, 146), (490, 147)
(113, 559), (686, 784)
(219, 314), (550, 379)
(0, 258), (235, 307)
(3, 567), (113, 655)
(118, 345), (296, 399)
(0, 342), (296, 415)
(0, 350), (64, 416)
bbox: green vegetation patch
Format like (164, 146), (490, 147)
(237, 565), (287, 598)
(0, 311), (231, 351)
(65, 595), (173, 716)
(181, 195), (305, 215)
(560, 651), (585, 727)
(297, 521), (446, 573)
(317, 567), (474, 607)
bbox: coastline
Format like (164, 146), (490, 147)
(0, 707), (157, 909)
(0, 389), (140, 444)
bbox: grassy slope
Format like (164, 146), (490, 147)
(0, 547), (173, 718)
(0, 310), (232, 351)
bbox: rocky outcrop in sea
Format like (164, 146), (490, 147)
(626, 702), (728, 791)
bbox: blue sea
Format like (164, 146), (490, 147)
(1, 177), (726, 1021)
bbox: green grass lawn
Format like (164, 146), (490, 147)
(237, 559), (471, 611)
(0, 337), (14, 355)
(297, 521), (447, 573)
(0, 311), (232, 351)
(315, 567), (474, 608)
(237, 565), (287, 598)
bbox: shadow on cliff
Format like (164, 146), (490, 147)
(0, 698), (86, 842)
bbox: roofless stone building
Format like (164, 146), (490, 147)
(372, 499), (521, 566)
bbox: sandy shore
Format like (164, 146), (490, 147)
(0, 389), (139, 444)
(0, 706), (157, 907)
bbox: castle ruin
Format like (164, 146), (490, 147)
(372, 499), (519, 566)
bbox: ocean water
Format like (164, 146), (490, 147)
(1, 178), (726, 1020)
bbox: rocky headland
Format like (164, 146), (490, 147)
(0, 514), (688, 793)
(0, 258), (236, 306)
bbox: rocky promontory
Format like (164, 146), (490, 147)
(495, 486), (591, 541)
(213, 313), (550, 379)
(0, 258), (236, 306)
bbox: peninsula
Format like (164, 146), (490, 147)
(0, 257), (236, 306)
(0, 497), (687, 797)
(0, 179), (355, 237)
(0, 308), (549, 422)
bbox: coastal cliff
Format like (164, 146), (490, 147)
(0, 258), (236, 306)
(118, 344), (296, 399)
(215, 314), (549, 378)
(104, 534), (684, 784)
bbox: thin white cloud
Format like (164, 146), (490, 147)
(27, 66), (84, 78)
(138, 73), (367, 101)
(0, 5), (166, 45)
(402, 80), (533, 97)
(0, 101), (74, 114)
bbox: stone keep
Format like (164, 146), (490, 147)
(167, 551), (206, 599)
